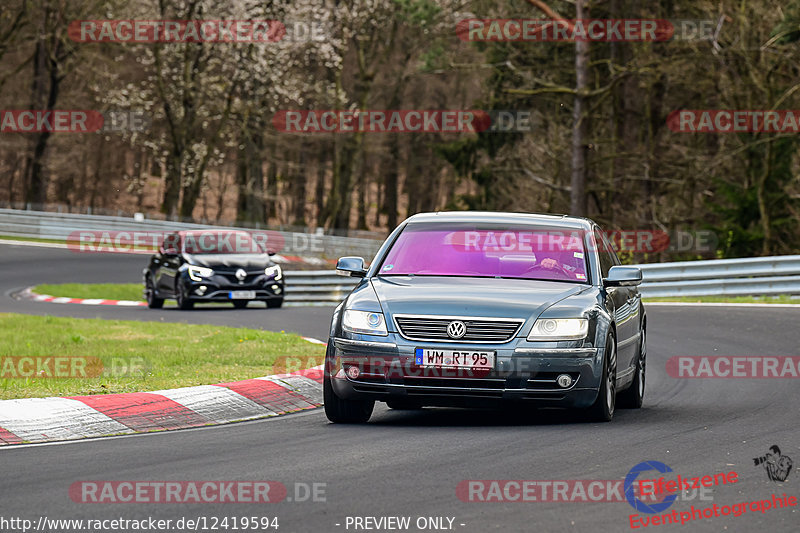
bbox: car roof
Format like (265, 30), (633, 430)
(402, 211), (595, 230)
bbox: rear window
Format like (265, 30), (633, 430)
(378, 223), (589, 283)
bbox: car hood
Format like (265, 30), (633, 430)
(370, 276), (589, 325)
(184, 253), (272, 269)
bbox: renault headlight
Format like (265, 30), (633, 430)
(527, 318), (588, 340)
(265, 265), (283, 280)
(187, 265), (213, 281)
(342, 310), (388, 336)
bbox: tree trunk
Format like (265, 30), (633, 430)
(332, 134), (361, 229)
(314, 149), (328, 228)
(265, 143), (279, 223)
(290, 142), (308, 227)
(570, 0), (589, 217)
(756, 142), (772, 256)
(236, 126), (266, 224)
(382, 80), (404, 229)
(24, 7), (61, 207)
(161, 150), (182, 218)
(356, 148), (368, 230)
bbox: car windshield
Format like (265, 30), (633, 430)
(181, 231), (264, 255)
(378, 223), (590, 283)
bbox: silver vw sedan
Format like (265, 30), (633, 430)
(324, 212), (646, 423)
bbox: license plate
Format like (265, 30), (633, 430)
(415, 348), (495, 370)
(229, 290), (255, 299)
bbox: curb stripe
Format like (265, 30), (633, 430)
(0, 365), (324, 446)
(273, 376), (324, 405)
(20, 289), (148, 307)
(0, 427), (23, 445)
(215, 379), (318, 414)
(297, 367), (324, 382)
(69, 393), (211, 432)
(153, 385), (274, 423)
(0, 397), (132, 442)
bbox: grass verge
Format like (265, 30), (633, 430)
(0, 235), (70, 245)
(0, 313), (325, 399)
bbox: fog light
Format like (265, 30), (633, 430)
(195, 286), (207, 295)
(346, 366), (360, 379)
(272, 284), (282, 294)
(556, 374), (573, 388)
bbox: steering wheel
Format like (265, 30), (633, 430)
(520, 262), (570, 277)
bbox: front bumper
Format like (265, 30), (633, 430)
(180, 273), (284, 302)
(328, 335), (606, 408)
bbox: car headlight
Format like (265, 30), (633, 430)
(265, 265), (283, 281)
(342, 310), (388, 336)
(187, 265), (214, 281)
(527, 318), (588, 340)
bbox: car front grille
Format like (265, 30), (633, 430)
(394, 315), (523, 343)
(219, 273), (259, 284)
(209, 268), (264, 285)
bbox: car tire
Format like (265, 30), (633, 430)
(386, 399), (423, 410)
(266, 298), (283, 309)
(618, 326), (645, 409)
(144, 276), (164, 309)
(233, 300), (249, 309)
(587, 332), (616, 422)
(176, 283), (194, 310)
(323, 365), (374, 423)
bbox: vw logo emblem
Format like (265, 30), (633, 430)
(235, 268), (247, 281)
(447, 320), (467, 339)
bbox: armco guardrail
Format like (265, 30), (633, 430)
(0, 208), (383, 260)
(634, 255), (800, 298)
(285, 256), (800, 304)
(3, 209), (799, 302)
(284, 271), (359, 305)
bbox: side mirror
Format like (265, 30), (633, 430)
(604, 266), (642, 287)
(336, 256), (367, 278)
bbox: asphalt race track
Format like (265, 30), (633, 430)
(0, 243), (332, 340)
(2, 242), (800, 532)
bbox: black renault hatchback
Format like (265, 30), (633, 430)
(143, 230), (284, 310)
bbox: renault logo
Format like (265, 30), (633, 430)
(446, 320), (467, 339)
(235, 268), (247, 282)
